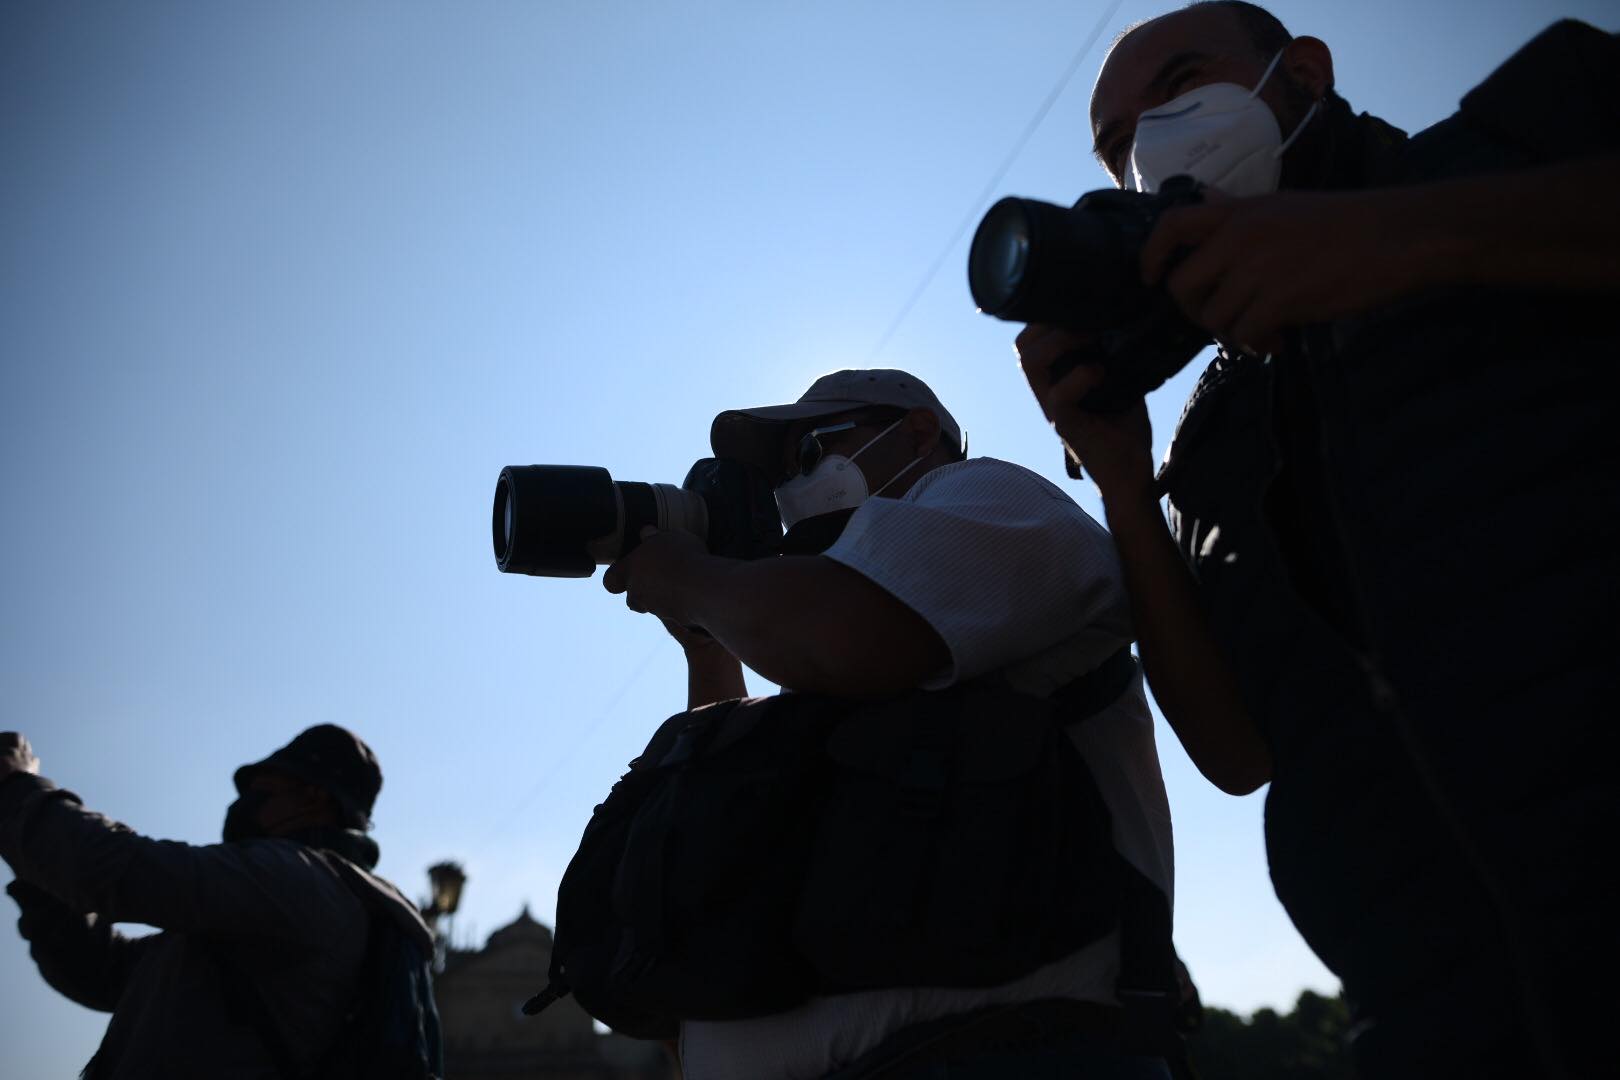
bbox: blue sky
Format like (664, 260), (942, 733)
(4, 1), (1612, 1072)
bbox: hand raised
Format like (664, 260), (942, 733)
(0, 733), (40, 779)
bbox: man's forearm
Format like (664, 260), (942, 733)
(679, 555), (948, 697)
(1103, 485), (1272, 795)
(684, 645), (748, 709)
(9, 881), (144, 1012)
(1388, 155), (1620, 295)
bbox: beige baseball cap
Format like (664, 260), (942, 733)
(710, 369), (963, 476)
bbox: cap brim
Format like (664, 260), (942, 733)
(710, 399), (874, 473)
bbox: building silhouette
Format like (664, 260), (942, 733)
(435, 906), (676, 1080)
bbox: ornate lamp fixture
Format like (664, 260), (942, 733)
(426, 861), (467, 920)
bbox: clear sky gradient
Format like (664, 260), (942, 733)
(4, 1), (1612, 1073)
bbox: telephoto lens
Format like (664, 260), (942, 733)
(967, 176), (1212, 411)
(492, 459), (781, 577)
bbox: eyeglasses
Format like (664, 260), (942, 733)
(793, 421), (857, 479)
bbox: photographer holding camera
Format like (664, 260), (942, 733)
(1014, 3), (1618, 1077)
(596, 368), (1175, 1079)
(0, 727), (441, 1078)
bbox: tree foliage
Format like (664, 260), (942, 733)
(1182, 990), (1356, 1080)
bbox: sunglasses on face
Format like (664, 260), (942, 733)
(793, 421), (858, 479)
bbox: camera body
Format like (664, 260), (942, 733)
(493, 458), (782, 577)
(968, 176), (1212, 412)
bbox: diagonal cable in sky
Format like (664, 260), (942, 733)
(472, 643), (662, 855)
(868, 0), (1126, 359)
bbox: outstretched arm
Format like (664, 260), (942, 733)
(0, 767), (358, 947)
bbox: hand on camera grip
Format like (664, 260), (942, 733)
(1017, 325), (1154, 497)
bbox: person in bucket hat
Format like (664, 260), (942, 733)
(0, 726), (439, 1078)
(233, 723), (384, 832)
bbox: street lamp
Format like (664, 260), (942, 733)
(421, 861), (468, 975)
(426, 861), (467, 919)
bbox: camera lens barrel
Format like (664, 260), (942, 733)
(969, 195), (1145, 328)
(493, 465), (710, 577)
(494, 465), (615, 577)
(633, 481), (710, 545)
(967, 180), (1212, 411)
(967, 199), (1035, 316)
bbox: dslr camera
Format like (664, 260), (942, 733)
(967, 175), (1211, 412)
(493, 458), (782, 578)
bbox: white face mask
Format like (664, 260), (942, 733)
(773, 418), (926, 529)
(1127, 48), (1318, 197)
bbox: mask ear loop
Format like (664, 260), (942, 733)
(859, 417), (924, 498)
(846, 417), (906, 463)
(1274, 97), (1319, 158)
(1252, 46), (1320, 160)
(857, 415), (949, 498)
(871, 453), (928, 499)
(1248, 47), (1287, 99)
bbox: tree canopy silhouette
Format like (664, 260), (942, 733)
(1183, 989), (1355, 1080)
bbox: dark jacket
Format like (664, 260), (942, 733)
(1160, 19), (1619, 1076)
(0, 771), (434, 1079)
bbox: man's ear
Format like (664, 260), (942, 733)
(906, 408), (942, 456)
(1283, 36), (1335, 99)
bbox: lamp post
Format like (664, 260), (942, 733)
(421, 861), (467, 973)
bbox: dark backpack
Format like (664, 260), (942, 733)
(526, 649), (1176, 1047)
(215, 850), (444, 1079)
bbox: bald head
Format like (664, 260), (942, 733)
(1089, 3), (1333, 185)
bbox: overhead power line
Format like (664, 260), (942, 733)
(868, 0), (1127, 360)
(473, 643), (661, 855)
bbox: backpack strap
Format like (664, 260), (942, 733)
(1112, 855), (1180, 1056)
(206, 934), (322, 1080)
(206, 848), (381, 1080)
(314, 851), (444, 1080)
(1054, 646), (1179, 1054)
(1050, 646), (1138, 722)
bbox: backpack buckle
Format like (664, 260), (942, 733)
(521, 980), (569, 1017)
